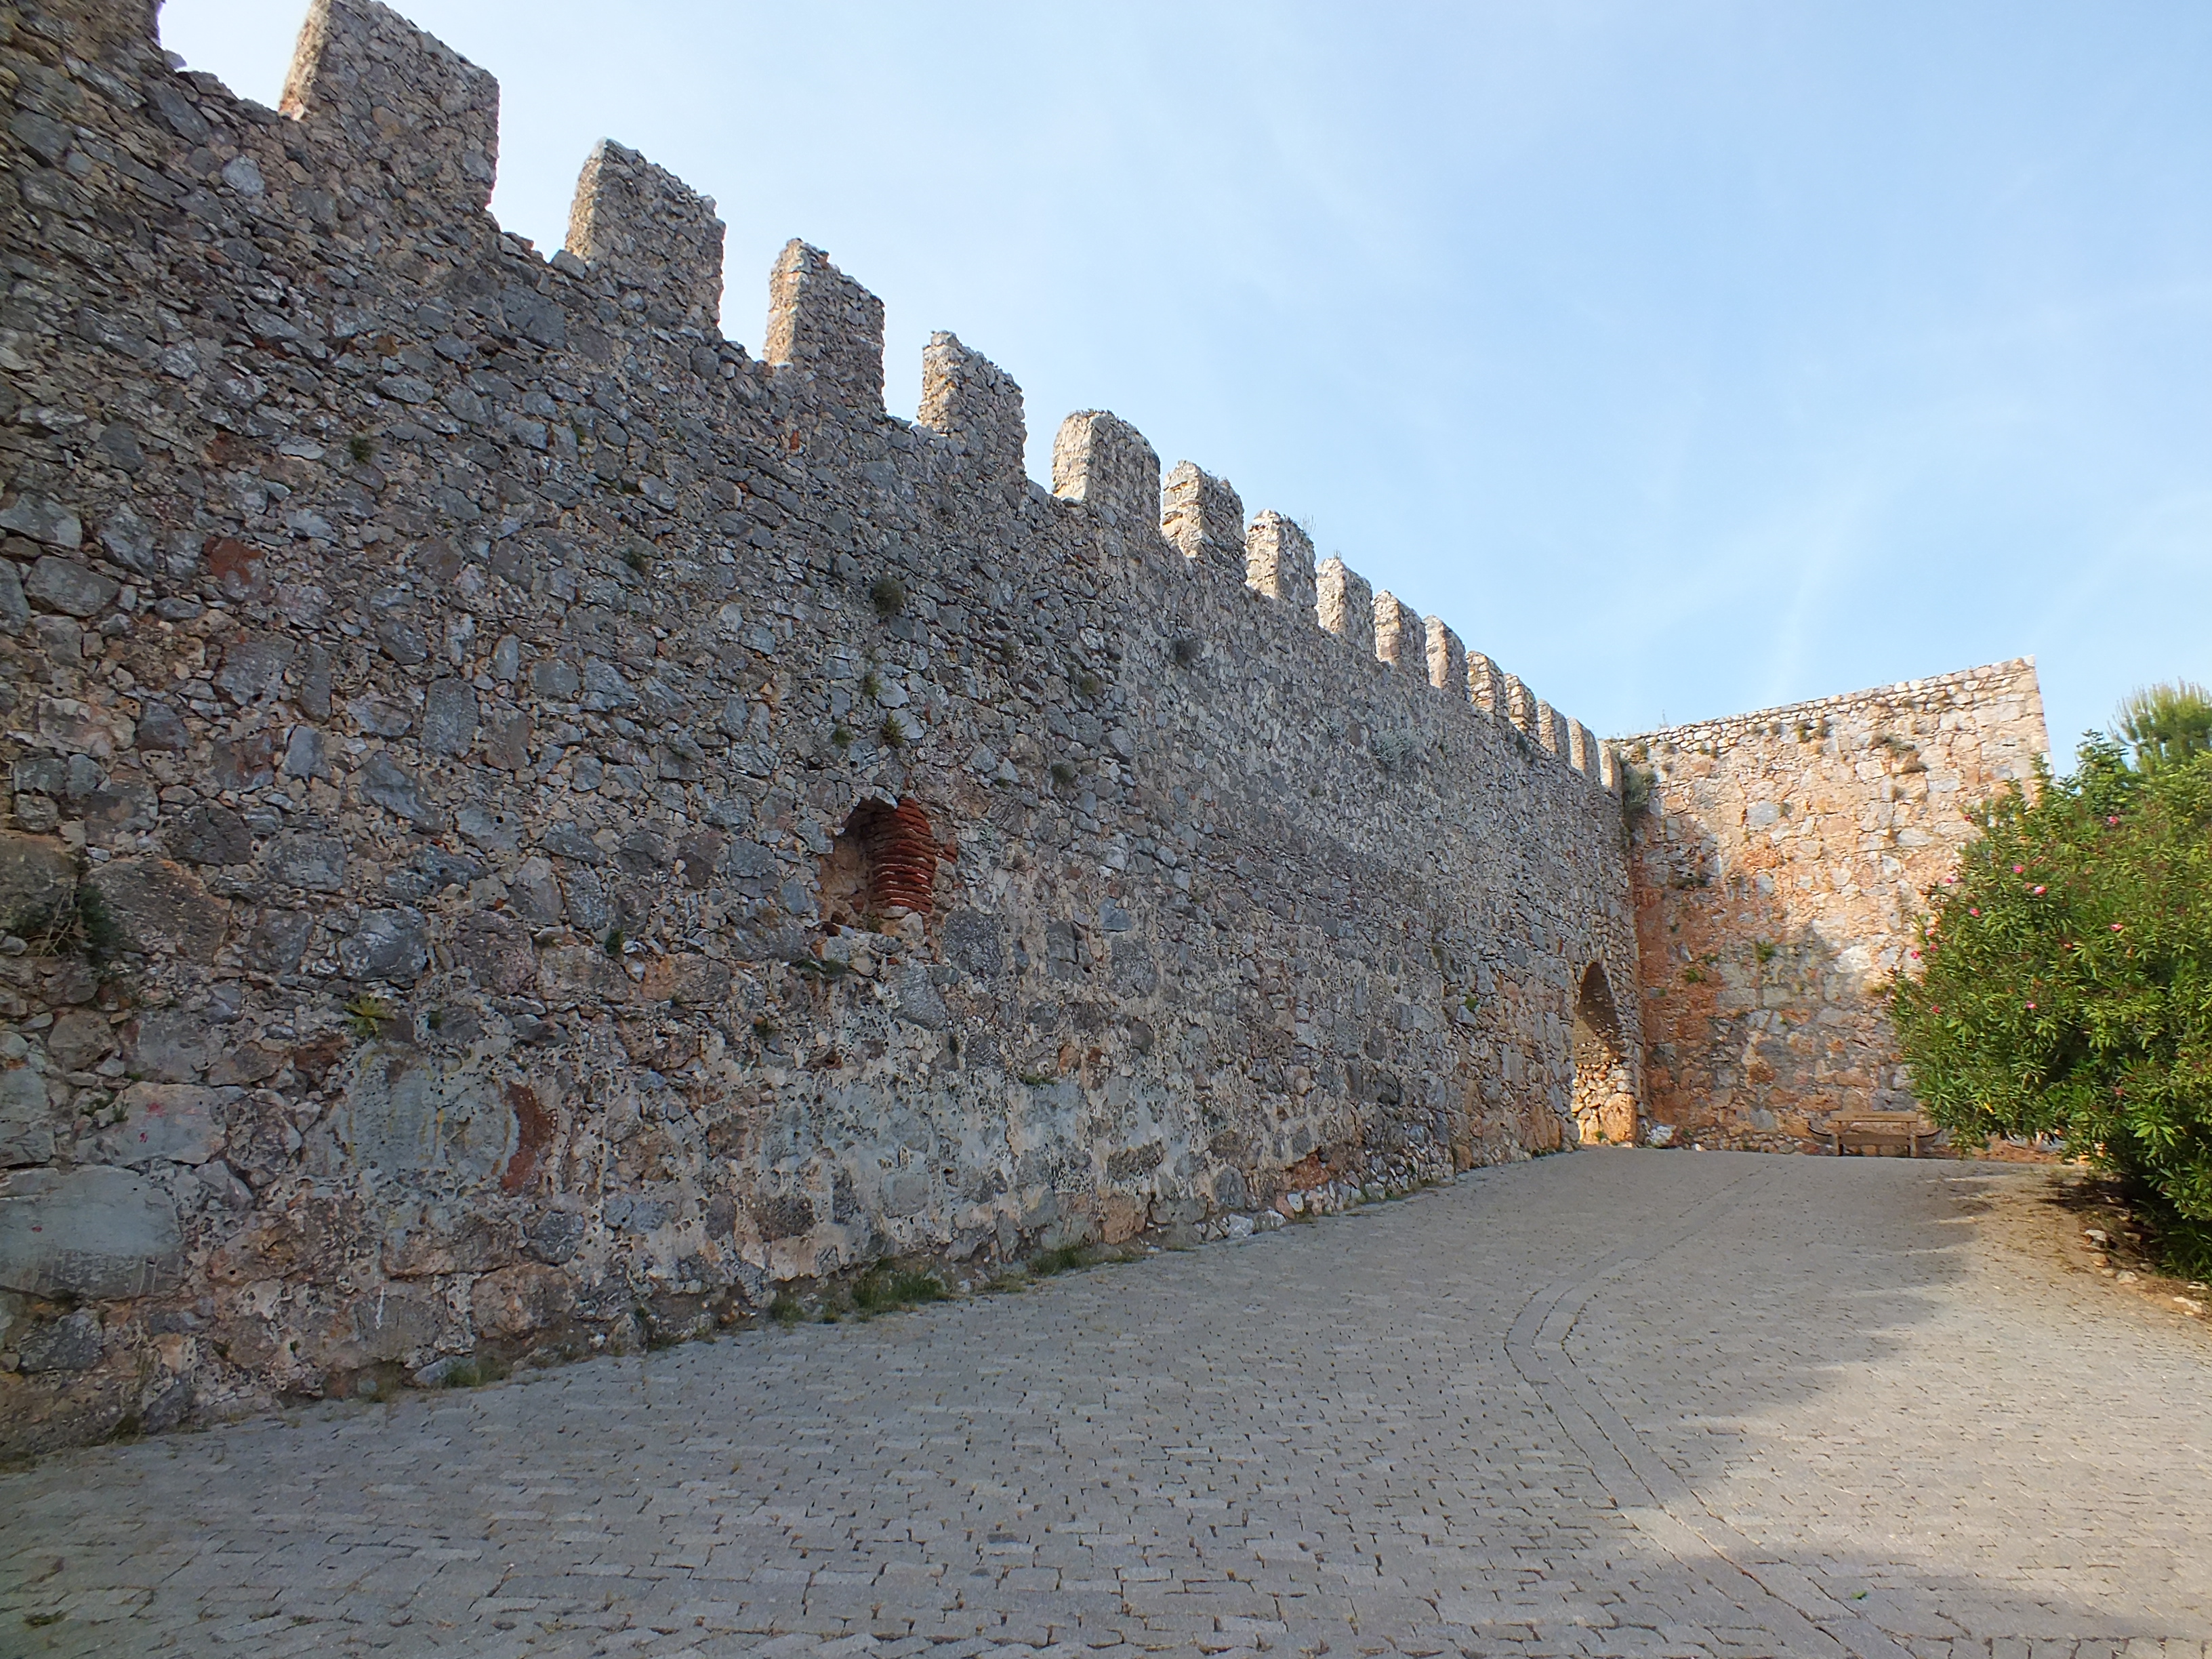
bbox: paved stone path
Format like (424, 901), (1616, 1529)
(4, 1151), (2209, 1658)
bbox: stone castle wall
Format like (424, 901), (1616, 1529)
(1622, 660), (2048, 1151)
(0, 0), (1641, 1452)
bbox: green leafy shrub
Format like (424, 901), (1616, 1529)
(1891, 737), (2212, 1273)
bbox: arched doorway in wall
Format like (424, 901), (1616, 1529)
(1570, 963), (1637, 1145)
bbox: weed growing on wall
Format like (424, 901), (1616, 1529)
(1891, 737), (2212, 1273)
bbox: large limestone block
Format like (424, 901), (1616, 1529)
(0, 1166), (182, 1299)
(90, 859), (230, 962)
(103, 1082), (237, 1166)
(0, 832), (75, 934)
(331, 1044), (518, 1185)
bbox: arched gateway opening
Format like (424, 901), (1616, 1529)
(1570, 963), (1637, 1145)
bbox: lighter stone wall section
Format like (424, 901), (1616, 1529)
(1622, 659), (2048, 1149)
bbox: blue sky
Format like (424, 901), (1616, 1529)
(163, 1), (2211, 758)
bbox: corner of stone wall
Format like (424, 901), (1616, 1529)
(280, 0), (499, 216)
(1623, 659), (2053, 1150)
(565, 140), (725, 333)
(765, 240), (886, 411)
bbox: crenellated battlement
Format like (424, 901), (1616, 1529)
(22, 0), (1616, 812)
(1243, 509), (1317, 614)
(918, 332), (1027, 484)
(0, 0), (2042, 1457)
(1373, 592), (1421, 676)
(280, 0), (497, 217)
(565, 140), (724, 333)
(1160, 462), (1245, 575)
(1052, 411), (1162, 531)
(766, 239), (886, 409)
(1316, 557), (1376, 658)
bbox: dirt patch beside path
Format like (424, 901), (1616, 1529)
(1960, 1161), (2211, 1338)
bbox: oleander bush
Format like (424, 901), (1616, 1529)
(1891, 735), (2212, 1274)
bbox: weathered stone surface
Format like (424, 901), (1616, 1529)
(0, 1061), (56, 1168)
(134, 701), (190, 751)
(0, 560), (27, 630)
(316, 1282), (449, 1369)
(469, 1261), (575, 1338)
(384, 1210), (520, 1277)
(170, 804), (253, 866)
(26, 556), (118, 617)
(422, 678), (480, 756)
(1624, 661), (2049, 1150)
(126, 1010), (214, 1083)
(45, 1008), (117, 1072)
(0, 494), (82, 549)
(266, 834), (347, 892)
(35, 695), (134, 760)
(14, 1309), (104, 1373)
(213, 636), (295, 703)
(0, 1167), (182, 1300)
(453, 913), (537, 994)
(636, 952), (730, 1006)
(337, 908), (430, 983)
(90, 860), (230, 963)
(356, 753), (438, 825)
(0, 833), (75, 934)
(244, 909), (316, 975)
(105, 1082), (233, 1167)
(332, 1046), (516, 1184)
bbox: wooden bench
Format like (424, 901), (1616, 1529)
(1828, 1111), (1940, 1157)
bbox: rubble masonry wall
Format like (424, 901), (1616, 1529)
(1622, 659), (2048, 1151)
(0, 0), (1639, 1451)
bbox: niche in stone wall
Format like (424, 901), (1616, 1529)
(1570, 964), (1637, 1146)
(820, 798), (939, 929)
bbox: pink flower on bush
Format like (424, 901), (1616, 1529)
(2032, 885), (2046, 896)
(2013, 864), (2025, 875)
(1969, 907), (1980, 916)
(2111, 923), (2124, 932)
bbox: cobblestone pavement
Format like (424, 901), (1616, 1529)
(5, 1151), (2209, 1658)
